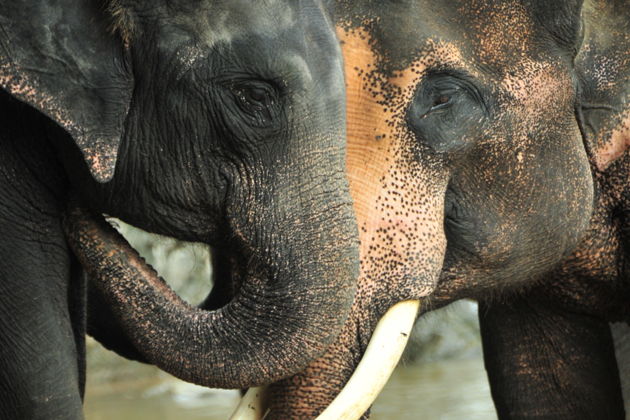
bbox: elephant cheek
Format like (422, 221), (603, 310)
(350, 164), (448, 299)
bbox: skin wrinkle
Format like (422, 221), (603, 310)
(0, 69), (116, 169)
(0, 95), (85, 419)
(261, 1), (629, 418)
(266, 25), (452, 419)
(455, 1), (629, 416)
(40, 0), (630, 418)
(0, 22), (127, 182)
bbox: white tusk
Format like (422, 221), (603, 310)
(227, 300), (419, 420)
(316, 300), (420, 420)
(229, 386), (268, 420)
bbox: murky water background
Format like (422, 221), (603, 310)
(83, 323), (630, 420)
(84, 356), (497, 420)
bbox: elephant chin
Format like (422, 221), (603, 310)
(63, 203), (357, 390)
(230, 300), (421, 420)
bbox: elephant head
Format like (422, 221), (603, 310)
(246, 0), (602, 418)
(2, 0), (359, 389)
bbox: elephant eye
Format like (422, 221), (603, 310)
(229, 81), (280, 127)
(236, 86), (273, 108)
(410, 71), (485, 120)
(406, 70), (487, 153)
(428, 93), (453, 114)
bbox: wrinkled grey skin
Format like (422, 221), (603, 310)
(0, 1), (358, 419)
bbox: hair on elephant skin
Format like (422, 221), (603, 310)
(0, 1), (360, 419)
(259, 0), (629, 418)
(60, 1), (630, 419)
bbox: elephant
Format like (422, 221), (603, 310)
(65, 0), (630, 419)
(284, 0), (629, 418)
(0, 0), (360, 418)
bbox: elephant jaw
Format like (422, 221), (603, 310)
(230, 300), (421, 420)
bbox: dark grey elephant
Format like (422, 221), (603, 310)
(0, 0), (359, 418)
(65, 1), (630, 419)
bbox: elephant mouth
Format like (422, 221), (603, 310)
(229, 300), (422, 420)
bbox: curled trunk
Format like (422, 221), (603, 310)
(64, 205), (358, 389)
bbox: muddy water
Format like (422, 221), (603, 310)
(370, 359), (496, 420)
(83, 356), (496, 420)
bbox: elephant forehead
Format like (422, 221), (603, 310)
(166, 0), (334, 49)
(196, 1), (296, 47)
(159, 1), (342, 87)
(335, 0), (542, 76)
(457, 0), (536, 65)
(156, 6), (296, 67)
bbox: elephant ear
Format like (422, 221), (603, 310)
(0, 0), (133, 182)
(576, 0), (630, 170)
(527, 0), (585, 56)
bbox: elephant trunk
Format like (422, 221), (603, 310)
(63, 204), (358, 389)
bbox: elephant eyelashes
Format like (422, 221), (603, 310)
(229, 81), (280, 127)
(406, 72), (487, 153)
(429, 94), (452, 114)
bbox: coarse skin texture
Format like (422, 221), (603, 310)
(62, 1), (628, 419)
(0, 0), (359, 418)
(0, 91), (86, 420)
(256, 0), (630, 418)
